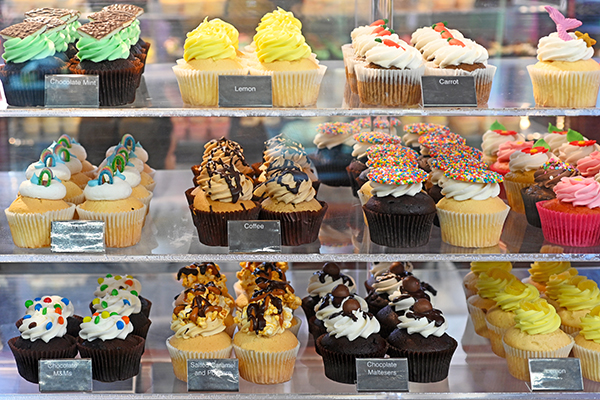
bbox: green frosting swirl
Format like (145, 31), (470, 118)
(67, 21), (81, 43)
(2, 34), (55, 63)
(76, 32), (130, 62)
(46, 30), (68, 53)
(121, 21), (140, 47)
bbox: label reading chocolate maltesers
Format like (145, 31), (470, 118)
(356, 358), (408, 392)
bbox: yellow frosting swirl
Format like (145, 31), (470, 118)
(476, 268), (516, 300)
(188, 17), (239, 49)
(255, 26), (311, 63)
(580, 305), (600, 343)
(514, 299), (561, 335)
(494, 280), (540, 312)
(256, 7), (302, 33)
(528, 261), (571, 284)
(183, 27), (236, 62)
(470, 261), (512, 276)
(545, 268), (579, 300)
(556, 276), (600, 311)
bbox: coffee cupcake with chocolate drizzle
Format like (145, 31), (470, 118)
(302, 262), (357, 321)
(189, 162), (260, 246)
(233, 294), (300, 384)
(167, 284), (233, 382)
(387, 298), (457, 383)
(255, 167), (328, 246)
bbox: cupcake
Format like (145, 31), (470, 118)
(365, 261), (413, 292)
(411, 22), (465, 58)
(577, 151), (600, 179)
(107, 153), (152, 212)
(24, 7), (81, 60)
(504, 139), (553, 214)
(521, 160), (579, 228)
(106, 133), (154, 178)
(5, 167), (76, 248)
(524, 260), (571, 293)
(545, 123), (570, 156)
(489, 140), (532, 176)
(90, 288), (151, 339)
(527, 6), (600, 107)
(51, 144), (90, 190)
(76, 167), (146, 248)
(346, 20), (390, 94)
(235, 261), (288, 303)
(463, 261), (512, 299)
(554, 275), (600, 334)
(310, 122), (357, 187)
(402, 123), (451, 149)
(78, 312), (145, 382)
(167, 284), (233, 381)
(23, 295), (82, 338)
(9, 305), (77, 383)
(301, 262), (357, 321)
(573, 306), (600, 382)
(366, 269), (436, 316)
(25, 149), (83, 205)
(23, 16), (68, 61)
(537, 176), (600, 247)
(557, 129), (598, 165)
(387, 298), (457, 383)
(173, 17), (245, 106)
(54, 134), (96, 178)
(363, 166), (436, 248)
(485, 280), (540, 357)
(233, 294), (300, 384)
(481, 121), (524, 165)
(502, 299), (574, 381)
(544, 268), (580, 309)
(94, 273), (152, 318)
(317, 297), (387, 384)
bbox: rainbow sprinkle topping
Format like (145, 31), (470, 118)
(443, 165), (503, 183)
(373, 116), (390, 129)
(353, 131), (402, 145)
(368, 166), (428, 185)
(317, 122), (359, 136)
(419, 131), (466, 148)
(352, 118), (371, 129)
(403, 123), (451, 136)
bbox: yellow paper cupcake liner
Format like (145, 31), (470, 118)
(173, 65), (246, 107)
(573, 341), (600, 382)
(466, 301), (490, 338)
(355, 64), (424, 107)
(424, 63), (496, 105)
(233, 342), (300, 384)
(527, 65), (600, 108)
(503, 179), (531, 214)
(437, 205), (509, 248)
(248, 65), (327, 107)
(502, 334), (574, 381)
(75, 204), (146, 248)
(5, 204), (76, 248)
(485, 318), (512, 357)
(166, 336), (233, 382)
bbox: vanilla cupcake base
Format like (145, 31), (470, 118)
(527, 64), (600, 108)
(466, 301), (490, 338)
(573, 341), (600, 382)
(502, 335), (574, 381)
(436, 206), (510, 248)
(233, 342), (300, 384)
(5, 204), (76, 248)
(173, 65), (246, 107)
(166, 336), (233, 382)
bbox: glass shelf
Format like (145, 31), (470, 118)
(3, 170), (600, 264)
(1, 59), (599, 118)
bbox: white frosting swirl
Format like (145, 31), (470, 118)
(482, 131), (524, 157)
(558, 142), (599, 165)
(94, 274), (142, 298)
(410, 26), (464, 52)
(430, 167), (444, 185)
(107, 144), (148, 163)
(370, 262), (391, 277)
(313, 130), (355, 149)
(63, 157), (83, 174)
(324, 309), (380, 341)
(353, 33), (403, 57)
(371, 181), (422, 197)
(19, 178), (66, 200)
(509, 150), (552, 172)
(440, 178), (500, 201)
(26, 295), (75, 318)
(79, 313), (134, 341)
(307, 274), (357, 297)
(373, 275), (403, 296)
(92, 289), (142, 316)
(315, 296), (369, 321)
(69, 143), (87, 161)
(83, 175), (132, 201)
(537, 32), (594, 62)
(121, 167), (142, 188)
(170, 306), (226, 339)
(364, 42), (423, 69)
(351, 25), (378, 41)
(430, 39), (489, 68)
(26, 162), (71, 181)
(398, 313), (448, 337)
(19, 309), (68, 342)
(545, 132), (569, 155)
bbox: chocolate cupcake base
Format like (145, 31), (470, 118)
(8, 336), (77, 384)
(521, 187), (552, 228)
(363, 206), (436, 248)
(0, 60), (67, 107)
(77, 335), (145, 382)
(259, 201), (328, 246)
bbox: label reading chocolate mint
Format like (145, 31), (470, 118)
(39, 359), (92, 392)
(356, 358), (408, 392)
(529, 358), (583, 391)
(421, 76), (477, 107)
(187, 359), (239, 391)
(45, 75), (99, 107)
(51, 220), (105, 253)
(218, 75), (272, 107)
(228, 220), (281, 253)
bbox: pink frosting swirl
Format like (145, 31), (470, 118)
(555, 176), (600, 208)
(577, 151), (600, 178)
(496, 141), (533, 163)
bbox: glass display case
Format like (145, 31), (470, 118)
(2, 0), (600, 398)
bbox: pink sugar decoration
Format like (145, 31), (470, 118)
(545, 6), (582, 42)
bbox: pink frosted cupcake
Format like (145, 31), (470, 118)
(558, 129), (598, 166)
(489, 140), (533, 176)
(537, 176), (600, 247)
(577, 151), (600, 178)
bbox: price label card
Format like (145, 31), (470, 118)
(529, 358), (583, 391)
(45, 75), (99, 107)
(187, 359), (239, 392)
(219, 75), (272, 108)
(356, 358), (408, 392)
(421, 76), (477, 107)
(39, 359), (92, 392)
(228, 220), (281, 253)
(51, 220), (105, 253)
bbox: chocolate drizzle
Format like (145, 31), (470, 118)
(251, 262), (287, 281)
(173, 283), (223, 323)
(177, 262), (221, 281)
(315, 262), (354, 286)
(205, 163), (245, 203)
(246, 294), (284, 334)
(267, 169), (309, 195)
(251, 278), (294, 301)
(405, 299), (445, 327)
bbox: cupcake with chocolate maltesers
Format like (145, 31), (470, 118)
(301, 262), (357, 321)
(365, 261), (413, 292)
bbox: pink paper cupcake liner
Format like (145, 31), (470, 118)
(536, 201), (600, 247)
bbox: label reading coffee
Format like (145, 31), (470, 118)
(39, 359), (92, 392)
(219, 75), (272, 107)
(51, 220), (105, 253)
(45, 75), (99, 107)
(187, 359), (239, 391)
(421, 76), (477, 107)
(356, 358), (408, 392)
(228, 220), (281, 253)
(529, 358), (583, 391)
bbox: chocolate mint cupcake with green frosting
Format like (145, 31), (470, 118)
(0, 20), (67, 106)
(69, 20), (143, 106)
(25, 8), (81, 60)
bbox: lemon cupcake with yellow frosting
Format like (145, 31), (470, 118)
(173, 17), (245, 107)
(573, 306), (600, 382)
(544, 268), (579, 308)
(502, 299), (574, 381)
(524, 260), (571, 293)
(247, 8), (326, 107)
(553, 275), (600, 335)
(463, 261), (512, 299)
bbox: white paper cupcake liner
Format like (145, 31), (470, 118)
(502, 334), (574, 381)
(573, 341), (600, 382)
(288, 316), (302, 337)
(143, 180), (156, 192)
(233, 341), (300, 384)
(486, 318), (512, 357)
(424, 63), (496, 105)
(135, 191), (153, 214)
(560, 323), (581, 336)
(65, 193), (85, 205)
(166, 335), (233, 382)
(503, 178), (531, 214)
(345, 56), (365, 94)
(355, 64), (424, 107)
(437, 205), (510, 248)
(75, 204), (146, 248)
(248, 65), (327, 107)
(341, 44), (354, 68)
(527, 65), (600, 108)
(466, 301), (490, 338)
(173, 65), (246, 107)
(5, 204), (76, 248)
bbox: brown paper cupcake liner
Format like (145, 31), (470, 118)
(233, 341), (300, 384)
(190, 202), (261, 247)
(69, 59), (143, 106)
(386, 336), (457, 383)
(259, 201), (328, 246)
(140, 297), (152, 318)
(184, 187), (196, 206)
(77, 335), (145, 382)
(316, 334), (389, 384)
(355, 64), (424, 107)
(0, 64), (68, 106)
(521, 188), (547, 228)
(346, 164), (366, 197)
(573, 341), (600, 382)
(8, 336), (78, 383)
(5, 204), (76, 248)
(362, 206), (435, 248)
(166, 335), (233, 382)
(67, 315), (83, 338)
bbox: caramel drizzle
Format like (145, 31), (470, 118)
(246, 294), (284, 334)
(173, 284), (223, 323)
(177, 262), (221, 281)
(250, 278), (294, 301)
(251, 262), (286, 281)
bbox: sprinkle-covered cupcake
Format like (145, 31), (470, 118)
(402, 123), (451, 149)
(310, 122), (357, 187)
